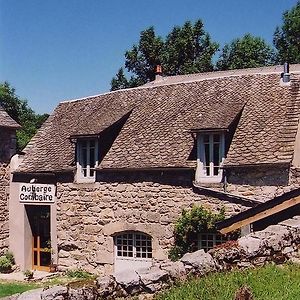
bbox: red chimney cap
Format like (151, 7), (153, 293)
(155, 65), (162, 75)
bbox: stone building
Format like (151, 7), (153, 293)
(0, 105), (20, 253)
(8, 64), (300, 275)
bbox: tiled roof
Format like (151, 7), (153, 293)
(17, 65), (300, 173)
(225, 74), (300, 166)
(0, 106), (21, 128)
(18, 89), (143, 172)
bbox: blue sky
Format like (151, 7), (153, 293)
(0, 0), (298, 114)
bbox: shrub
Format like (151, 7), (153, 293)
(0, 256), (12, 273)
(168, 205), (226, 261)
(23, 269), (34, 280)
(66, 268), (93, 279)
(4, 251), (15, 265)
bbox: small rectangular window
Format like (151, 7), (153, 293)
(196, 132), (225, 183)
(198, 233), (228, 252)
(76, 139), (98, 182)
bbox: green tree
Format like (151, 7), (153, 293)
(274, 1), (300, 64)
(111, 20), (218, 90)
(216, 34), (274, 71)
(111, 68), (130, 91)
(163, 20), (218, 75)
(0, 82), (49, 150)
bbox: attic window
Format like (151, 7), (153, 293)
(195, 132), (225, 183)
(76, 139), (98, 182)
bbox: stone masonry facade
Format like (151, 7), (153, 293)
(53, 164), (300, 275)
(226, 166), (294, 202)
(0, 128), (16, 253)
(56, 171), (251, 275)
(0, 162), (9, 253)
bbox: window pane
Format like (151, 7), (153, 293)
(89, 140), (95, 148)
(203, 135), (209, 143)
(82, 151), (87, 168)
(204, 143), (210, 176)
(90, 147), (95, 167)
(213, 134), (220, 142)
(213, 143), (220, 166)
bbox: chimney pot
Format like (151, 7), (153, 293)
(155, 65), (162, 75)
(154, 65), (163, 81)
(283, 62), (290, 83)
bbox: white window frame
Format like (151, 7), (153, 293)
(198, 232), (228, 252)
(76, 139), (98, 183)
(115, 232), (152, 260)
(195, 132), (225, 183)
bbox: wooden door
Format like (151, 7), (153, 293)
(27, 205), (51, 271)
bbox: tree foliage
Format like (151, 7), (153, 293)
(163, 20), (218, 75)
(111, 20), (218, 90)
(274, 1), (300, 64)
(216, 34), (275, 71)
(168, 205), (226, 261)
(124, 26), (164, 85)
(0, 82), (49, 151)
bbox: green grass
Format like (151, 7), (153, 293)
(0, 281), (40, 298)
(0, 274), (89, 298)
(156, 263), (300, 300)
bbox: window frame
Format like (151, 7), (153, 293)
(196, 132), (225, 183)
(198, 232), (228, 252)
(76, 138), (99, 183)
(114, 232), (153, 260)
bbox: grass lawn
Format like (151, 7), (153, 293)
(0, 281), (40, 298)
(0, 272), (91, 298)
(156, 263), (300, 300)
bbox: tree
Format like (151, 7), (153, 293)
(274, 1), (300, 64)
(111, 20), (218, 90)
(216, 34), (275, 71)
(0, 82), (49, 150)
(111, 68), (130, 91)
(163, 20), (218, 75)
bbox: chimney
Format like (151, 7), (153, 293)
(155, 65), (163, 81)
(282, 62), (290, 83)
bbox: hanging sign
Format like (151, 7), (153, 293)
(19, 183), (55, 203)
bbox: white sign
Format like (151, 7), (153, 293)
(19, 183), (55, 203)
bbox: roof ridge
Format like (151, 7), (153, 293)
(58, 64), (300, 105)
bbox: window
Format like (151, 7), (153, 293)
(76, 139), (98, 182)
(198, 232), (228, 252)
(115, 232), (152, 259)
(196, 132), (225, 183)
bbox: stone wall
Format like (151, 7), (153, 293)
(0, 128), (16, 254)
(56, 171), (250, 275)
(11, 216), (300, 300)
(0, 162), (9, 253)
(225, 166), (297, 202)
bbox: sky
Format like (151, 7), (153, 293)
(0, 0), (298, 114)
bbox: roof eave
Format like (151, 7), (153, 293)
(216, 188), (300, 233)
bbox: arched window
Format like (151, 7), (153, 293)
(115, 232), (152, 259)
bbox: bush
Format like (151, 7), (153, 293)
(168, 205), (226, 261)
(66, 269), (93, 279)
(4, 251), (15, 265)
(0, 256), (12, 273)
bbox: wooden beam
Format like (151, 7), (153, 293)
(220, 196), (300, 234)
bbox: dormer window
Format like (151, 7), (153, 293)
(196, 132), (225, 183)
(76, 139), (99, 182)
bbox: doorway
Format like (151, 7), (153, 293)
(26, 205), (51, 271)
